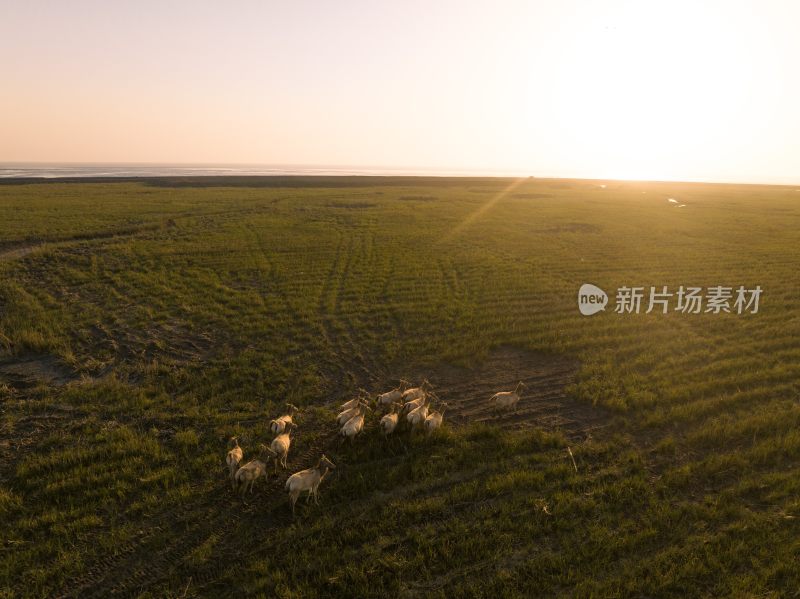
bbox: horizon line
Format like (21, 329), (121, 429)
(1, 161), (799, 187)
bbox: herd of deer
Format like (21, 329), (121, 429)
(225, 379), (527, 516)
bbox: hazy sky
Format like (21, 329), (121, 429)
(2, 0), (799, 183)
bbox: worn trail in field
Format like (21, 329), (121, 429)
(385, 346), (608, 441)
(57, 426), (332, 598)
(48, 345), (604, 597)
(0, 224), (165, 263)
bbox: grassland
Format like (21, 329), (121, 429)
(1, 177), (799, 597)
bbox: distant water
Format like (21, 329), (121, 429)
(5, 164), (793, 184)
(0, 164), (526, 179)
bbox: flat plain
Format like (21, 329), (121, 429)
(1, 177), (799, 597)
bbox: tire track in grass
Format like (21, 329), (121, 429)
(375, 257), (407, 359)
(57, 347), (604, 596)
(98, 445), (324, 597)
(316, 232), (381, 396)
(315, 234), (350, 392)
(192, 437), (506, 595)
(246, 223), (304, 327)
(332, 232), (384, 384)
(58, 431), (331, 598)
(0, 221), (187, 264)
(137, 434), (336, 596)
(52, 343), (599, 596)
(244, 223), (345, 395)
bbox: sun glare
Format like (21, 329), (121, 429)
(543, 1), (777, 181)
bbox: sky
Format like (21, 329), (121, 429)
(2, 0), (799, 183)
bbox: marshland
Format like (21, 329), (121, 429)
(1, 176), (799, 597)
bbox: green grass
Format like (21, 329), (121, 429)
(1, 177), (799, 597)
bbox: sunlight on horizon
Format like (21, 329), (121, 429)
(1, 0), (798, 184)
(539, 2), (790, 183)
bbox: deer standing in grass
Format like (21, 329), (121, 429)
(270, 403), (299, 435)
(380, 402), (402, 437)
(285, 454), (336, 516)
(489, 382), (526, 414)
(340, 388), (371, 412)
(377, 382), (406, 409)
(235, 444), (276, 495)
(271, 421), (295, 472)
(424, 403), (447, 436)
(401, 379), (429, 404)
(406, 397), (430, 431)
(226, 437), (243, 489)
(340, 402), (370, 443)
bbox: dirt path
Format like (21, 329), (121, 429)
(0, 244), (42, 261)
(384, 346), (608, 441)
(0, 224), (164, 263)
(0, 355), (76, 389)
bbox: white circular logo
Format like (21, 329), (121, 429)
(578, 283), (608, 316)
